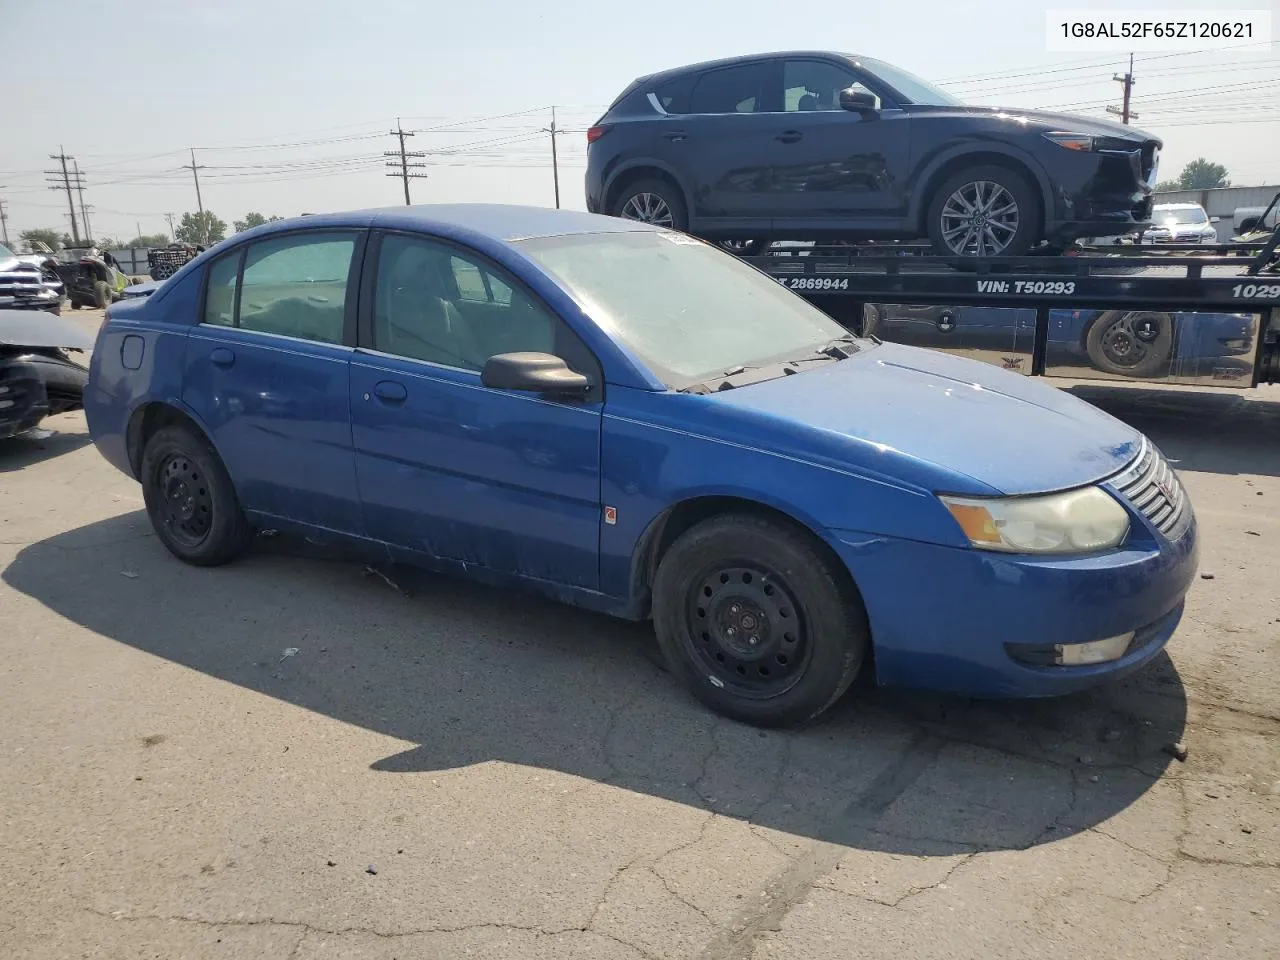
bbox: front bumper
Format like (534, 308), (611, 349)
(0, 361), (50, 439)
(829, 514), (1198, 698)
(1041, 145), (1156, 240)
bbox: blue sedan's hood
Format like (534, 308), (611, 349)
(703, 342), (1141, 495)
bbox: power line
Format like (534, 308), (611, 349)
(385, 121), (426, 205)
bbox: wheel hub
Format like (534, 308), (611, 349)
(687, 565), (807, 697)
(157, 454), (212, 545)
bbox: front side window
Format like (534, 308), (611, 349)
(783, 60), (862, 111)
(518, 231), (861, 387)
(856, 56), (962, 106)
(690, 63), (771, 114)
(373, 235), (558, 371)
(234, 232), (356, 343)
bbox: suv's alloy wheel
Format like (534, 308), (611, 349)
(620, 192), (675, 228)
(940, 180), (1020, 256)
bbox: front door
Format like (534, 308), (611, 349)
(349, 231), (603, 589)
(763, 58), (912, 223)
(181, 230), (366, 534)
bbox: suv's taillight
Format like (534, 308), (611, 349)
(586, 125), (610, 144)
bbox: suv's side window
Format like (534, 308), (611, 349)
(372, 234), (558, 371)
(212, 232), (358, 344)
(782, 60), (865, 112)
(653, 74), (694, 114)
(690, 63), (771, 114)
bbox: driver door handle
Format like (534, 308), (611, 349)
(775, 130), (803, 144)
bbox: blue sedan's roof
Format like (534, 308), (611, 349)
(242, 204), (659, 244)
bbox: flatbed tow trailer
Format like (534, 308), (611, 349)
(739, 203), (1280, 390)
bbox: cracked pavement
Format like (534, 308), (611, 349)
(1, 319), (1277, 959)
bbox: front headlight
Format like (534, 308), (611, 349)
(940, 487), (1130, 554)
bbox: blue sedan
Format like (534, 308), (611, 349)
(84, 205), (1198, 727)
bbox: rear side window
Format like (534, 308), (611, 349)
(237, 233), (356, 344)
(203, 253), (238, 327)
(652, 74), (693, 114)
(690, 63), (771, 114)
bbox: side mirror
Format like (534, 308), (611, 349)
(481, 352), (591, 397)
(840, 88), (881, 115)
(1209, 216), (1221, 223)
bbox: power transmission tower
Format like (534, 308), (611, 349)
(45, 147), (82, 246)
(542, 106), (566, 209)
(0, 198), (10, 247)
(73, 160), (93, 243)
(1108, 53), (1137, 124)
(385, 121), (426, 205)
(183, 148), (207, 243)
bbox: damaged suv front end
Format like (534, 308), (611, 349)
(0, 244), (66, 314)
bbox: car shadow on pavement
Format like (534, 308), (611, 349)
(0, 422), (92, 472)
(4, 515), (1187, 857)
(1067, 384), (1280, 478)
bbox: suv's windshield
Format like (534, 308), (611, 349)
(1157, 207), (1209, 225)
(856, 56), (964, 106)
(517, 231), (863, 388)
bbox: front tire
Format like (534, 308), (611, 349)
(652, 514), (868, 728)
(612, 178), (689, 232)
(140, 424), (253, 566)
(927, 164), (1042, 258)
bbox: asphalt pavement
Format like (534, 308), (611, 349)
(1, 310), (1277, 959)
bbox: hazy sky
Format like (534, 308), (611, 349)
(2, 0), (1276, 242)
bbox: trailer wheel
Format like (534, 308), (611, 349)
(1085, 310), (1173, 378)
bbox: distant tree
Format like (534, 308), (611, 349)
(92, 236), (122, 251)
(1177, 158), (1231, 190)
(233, 212), (282, 233)
(1153, 179), (1181, 194)
(126, 233), (171, 249)
(19, 228), (62, 251)
(175, 211), (227, 246)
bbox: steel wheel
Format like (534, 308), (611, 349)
(157, 454), (213, 547)
(685, 564), (811, 700)
(619, 192), (675, 227)
(939, 180), (1020, 256)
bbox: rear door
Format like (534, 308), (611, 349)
(181, 230), (366, 534)
(653, 60), (789, 229)
(349, 231), (604, 589)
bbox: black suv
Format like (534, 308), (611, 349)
(586, 52), (1162, 257)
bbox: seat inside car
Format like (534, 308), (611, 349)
(377, 244), (485, 369)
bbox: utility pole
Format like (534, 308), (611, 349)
(541, 106), (564, 209)
(73, 160), (92, 244)
(1108, 53), (1137, 125)
(183, 148), (206, 243)
(45, 147), (81, 246)
(0, 198), (10, 247)
(165, 212), (177, 241)
(385, 120), (426, 205)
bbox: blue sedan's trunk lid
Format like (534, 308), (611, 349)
(704, 342), (1141, 495)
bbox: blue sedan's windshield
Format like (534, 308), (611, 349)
(517, 232), (858, 387)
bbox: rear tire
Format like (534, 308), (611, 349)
(926, 164), (1042, 258)
(140, 424), (253, 566)
(652, 513), (868, 728)
(612, 178), (689, 232)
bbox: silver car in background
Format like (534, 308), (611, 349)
(1141, 203), (1219, 244)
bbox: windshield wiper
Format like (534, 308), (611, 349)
(815, 334), (861, 359)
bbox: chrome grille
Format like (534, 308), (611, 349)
(1107, 439), (1192, 539)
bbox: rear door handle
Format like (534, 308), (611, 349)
(775, 130), (803, 144)
(662, 131), (688, 142)
(209, 347), (235, 367)
(372, 380), (408, 403)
